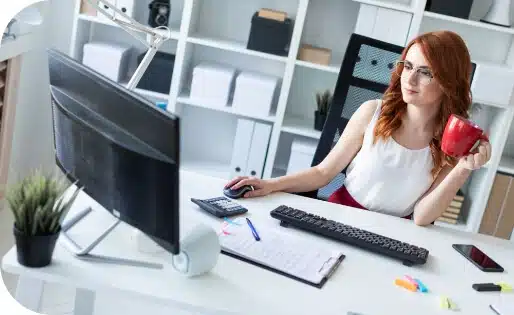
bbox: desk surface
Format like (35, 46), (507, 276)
(3, 170), (514, 315)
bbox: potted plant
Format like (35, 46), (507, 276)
(7, 171), (82, 268)
(314, 89), (333, 131)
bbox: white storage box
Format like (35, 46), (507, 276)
(287, 138), (317, 175)
(472, 62), (514, 107)
(190, 62), (236, 107)
(232, 71), (278, 117)
(82, 42), (131, 82)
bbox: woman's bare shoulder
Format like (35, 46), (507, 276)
(350, 99), (380, 130)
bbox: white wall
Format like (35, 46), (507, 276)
(7, 0), (75, 185)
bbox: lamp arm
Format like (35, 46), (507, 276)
(85, 0), (169, 40)
(84, 0), (171, 90)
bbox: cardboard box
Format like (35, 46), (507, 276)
(80, 0), (97, 16)
(298, 44), (331, 66)
(190, 62), (236, 107)
(82, 42), (131, 82)
(258, 8), (287, 22)
(232, 71), (278, 117)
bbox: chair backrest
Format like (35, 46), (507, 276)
(302, 33), (478, 202)
(300, 33), (404, 200)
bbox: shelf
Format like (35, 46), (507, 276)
(78, 14), (181, 40)
(120, 82), (169, 101)
(177, 92), (276, 123)
(473, 98), (511, 109)
(423, 12), (514, 35)
(295, 60), (340, 74)
(498, 156), (514, 175)
(281, 116), (322, 139)
(0, 62), (6, 72)
(187, 34), (288, 63)
(181, 159), (230, 180)
(352, 0), (414, 13)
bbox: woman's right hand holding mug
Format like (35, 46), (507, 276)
(224, 176), (276, 198)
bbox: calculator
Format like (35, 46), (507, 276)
(191, 197), (248, 218)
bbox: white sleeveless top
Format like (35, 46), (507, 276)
(344, 100), (434, 217)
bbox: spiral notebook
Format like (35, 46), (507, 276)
(219, 219), (345, 288)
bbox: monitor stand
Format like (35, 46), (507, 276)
(59, 207), (164, 269)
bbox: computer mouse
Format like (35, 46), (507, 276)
(223, 185), (254, 199)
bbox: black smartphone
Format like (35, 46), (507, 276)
(452, 244), (504, 272)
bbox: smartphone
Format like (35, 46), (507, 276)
(452, 244), (504, 272)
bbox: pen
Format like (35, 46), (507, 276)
(246, 218), (260, 241)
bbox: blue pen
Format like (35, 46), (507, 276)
(246, 218), (260, 241)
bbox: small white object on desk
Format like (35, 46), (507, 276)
(232, 70), (279, 118)
(190, 62), (236, 107)
(82, 42), (131, 82)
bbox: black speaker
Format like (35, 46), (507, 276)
(148, 0), (170, 28)
(425, 0), (474, 19)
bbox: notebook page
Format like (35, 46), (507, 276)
(220, 221), (343, 284)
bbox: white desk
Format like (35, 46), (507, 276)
(3, 170), (514, 315)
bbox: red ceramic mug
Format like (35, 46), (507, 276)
(441, 114), (489, 158)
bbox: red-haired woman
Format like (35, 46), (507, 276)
(224, 30), (491, 226)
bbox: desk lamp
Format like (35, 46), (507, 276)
(83, 0), (172, 90)
(58, 0), (221, 276)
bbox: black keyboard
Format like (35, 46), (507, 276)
(270, 205), (429, 266)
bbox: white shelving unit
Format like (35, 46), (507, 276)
(67, 0), (514, 235)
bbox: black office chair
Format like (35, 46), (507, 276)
(300, 33), (404, 201)
(301, 32), (477, 207)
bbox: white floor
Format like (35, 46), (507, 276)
(1, 207), (200, 315)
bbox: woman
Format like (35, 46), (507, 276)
(225, 30), (491, 226)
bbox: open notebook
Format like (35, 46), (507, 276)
(219, 218), (345, 288)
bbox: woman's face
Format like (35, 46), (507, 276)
(399, 44), (443, 108)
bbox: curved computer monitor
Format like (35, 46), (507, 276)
(47, 48), (180, 255)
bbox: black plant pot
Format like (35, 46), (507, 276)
(314, 110), (327, 131)
(13, 225), (60, 268)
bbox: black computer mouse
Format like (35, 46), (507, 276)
(223, 185), (254, 199)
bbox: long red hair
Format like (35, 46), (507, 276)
(373, 30), (472, 178)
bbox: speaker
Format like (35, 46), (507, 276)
(133, 224), (220, 276)
(148, 0), (170, 28)
(171, 224), (220, 277)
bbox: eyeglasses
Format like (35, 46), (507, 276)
(394, 60), (433, 86)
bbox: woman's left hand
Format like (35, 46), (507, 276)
(457, 139), (492, 170)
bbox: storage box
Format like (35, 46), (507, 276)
(82, 42), (131, 82)
(425, 0), (473, 19)
(80, 0), (97, 16)
(298, 44), (331, 66)
(136, 51), (175, 94)
(190, 62), (237, 107)
(472, 62), (514, 107)
(232, 71), (278, 117)
(247, 11), (293, 56)
(287, 138), (317, 175)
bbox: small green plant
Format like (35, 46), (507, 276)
(315, 89), (333, 115)
(6, 171), (82, 236)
